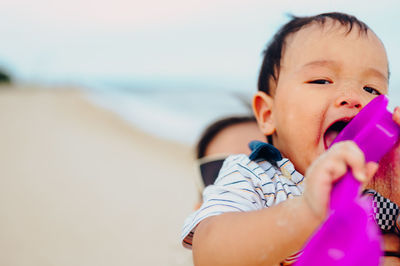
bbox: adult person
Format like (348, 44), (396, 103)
(194, 115), (265, 206)
(367, 143), (400, 264)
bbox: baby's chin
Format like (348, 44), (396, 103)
(297, 151), (324, 176)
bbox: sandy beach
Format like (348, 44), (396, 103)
(0, 87), (197, 266)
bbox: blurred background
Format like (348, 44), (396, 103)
(1, 0), (400, 144)
(0, 0), (399, 265)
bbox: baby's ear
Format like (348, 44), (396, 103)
(252, 91), (276, 135)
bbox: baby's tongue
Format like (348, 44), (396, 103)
(324, 130), (339, 149)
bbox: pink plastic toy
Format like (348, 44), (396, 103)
(296, 95), (400, 265)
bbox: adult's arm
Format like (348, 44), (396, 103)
(366, 143), (400, 265)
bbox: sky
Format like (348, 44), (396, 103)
(1, 0), (400, 95)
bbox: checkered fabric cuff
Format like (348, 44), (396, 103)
(363, 189), (400, 234)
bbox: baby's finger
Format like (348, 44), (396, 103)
(330, 141), (367, 183)
(393, 106), (400, 125)
(365, 161), (379, 182)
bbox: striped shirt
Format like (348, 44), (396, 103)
(182, 152), (305, 248)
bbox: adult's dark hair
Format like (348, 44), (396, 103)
(258, 12), (370, 95)
(196, 115), (257, 159)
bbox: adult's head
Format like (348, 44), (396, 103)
(196, 115), (265, 188)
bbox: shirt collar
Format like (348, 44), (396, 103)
(248, 140), (282, 162)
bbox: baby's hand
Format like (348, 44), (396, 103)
(303, 141), (378, 221)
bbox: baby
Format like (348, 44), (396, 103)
(182, 12), (400, 265)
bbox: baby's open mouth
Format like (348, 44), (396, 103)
(323, 118), (352, 149)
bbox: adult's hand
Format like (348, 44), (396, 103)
(382, 233), (400, 265)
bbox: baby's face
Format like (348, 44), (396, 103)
(270, 22), (389, 174)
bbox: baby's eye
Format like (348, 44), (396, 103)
(308, 79), (332, 85)
(363, 86), (381, 95)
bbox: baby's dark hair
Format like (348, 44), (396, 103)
(196, 116), (257, 159)
(258, 12), (370, 95)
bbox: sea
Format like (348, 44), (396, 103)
(80, 79), (400, 147)
(82, 81), (256, 146)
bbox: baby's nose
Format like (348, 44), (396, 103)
(335, 93), (363, 109)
